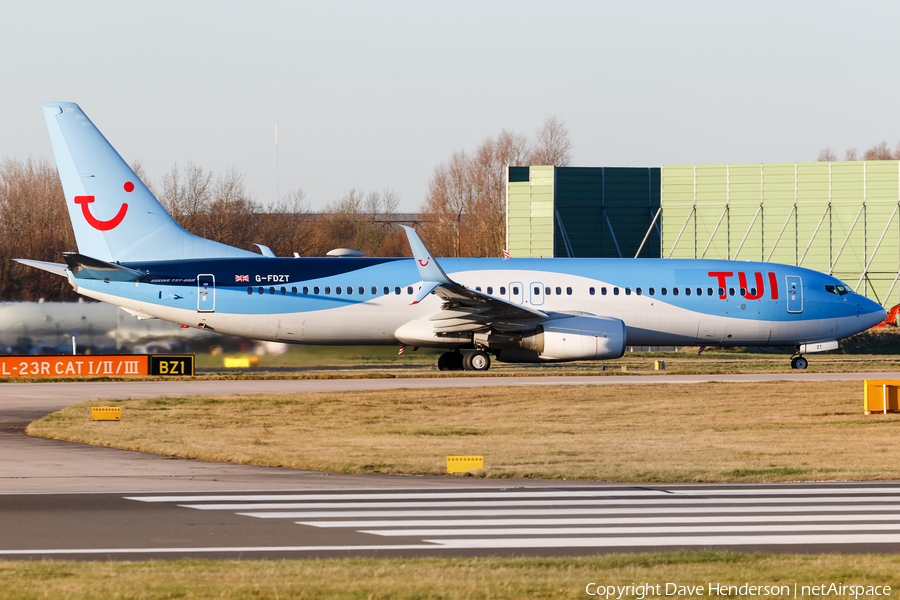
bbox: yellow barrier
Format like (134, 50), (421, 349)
(447, 456), (483, 474)
(863, 380), (900, 414)
(91, 407), (121, 421)
(224, 357), (251, 368)
(654, 360), (666, 370)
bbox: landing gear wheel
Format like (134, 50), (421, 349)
(438, 351), (463, 371)
(793, 356), (808, 370)
(463, 350), (491, 372)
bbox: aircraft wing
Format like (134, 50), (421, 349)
(402, 226), (547, 334)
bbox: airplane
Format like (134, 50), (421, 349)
(17, 102), (887, 371)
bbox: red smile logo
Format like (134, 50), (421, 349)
(418, 258), (430, 267)
(74, 182), (133, 231)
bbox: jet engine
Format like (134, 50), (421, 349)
(520, 315), (626, 361)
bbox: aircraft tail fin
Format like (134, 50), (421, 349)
(42, 102), (256, 263)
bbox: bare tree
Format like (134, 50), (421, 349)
(0, 157), (76, 301)
(530, 115), (573, 166)
(817, 148), (838, 162)
(863, 141), (895, 161)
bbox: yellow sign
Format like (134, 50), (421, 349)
(91, 407), (121, 421)
(447, 456), (484, 474)
(863, 380), (900, 414)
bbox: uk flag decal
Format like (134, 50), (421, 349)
(235, 275), (249, 282)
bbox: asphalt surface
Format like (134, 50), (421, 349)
(3, 373), (900, 559)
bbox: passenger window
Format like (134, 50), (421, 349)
(673, 287), (679, 296)
(718, 287), (725, 297)
(281, 286), (287, 295)
(303, 286), (309, 294)
(383, 286), (389, 295)
(696, 287), (702, 296)
(545, 286), (551, 295)
(685, 287), (691, 296)
(513, 286), (519, 295)
(336, 286), (342, 295)
(601, 287), (607, 295)
(476, 286), (482, 292)
(740, 287), (746, 296)
(346, 286), (352, 295)
(247, 287), (253, 295)
(729, 288), (735, 296)
(314, 286), (320, 294)
(258, 286), (264, 295)
(395, 287), (401, 295)
(614, 287), (619, 296)
(535, 286), (541, 295)
(649, 287), (655, 295)
(750, 288), (757, 296)
(589, 287), (595, 295)
(707, 288), (713, 296)
(636, 287), (642, 295)
(268, 287), (275, 295)
(407, 286), (413, 294)
(625, 287), (631, 295)
(566, 287), (572, 295)
(661, 287), (668, 296)
(556, 287), (562, 295)
(359, 286), (365, 295)
(500, 286), (506, 295)
(292, 286), (298, 295)
(487, 286), (493, 294)
(324, 286), (331, 295)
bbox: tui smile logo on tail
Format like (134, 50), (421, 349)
(73, 182), (133, 231)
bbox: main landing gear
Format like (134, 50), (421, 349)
(438, 350), (491, 372)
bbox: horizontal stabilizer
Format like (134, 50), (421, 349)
(62, 253), (146, 281)
(13, 259), (68, 278)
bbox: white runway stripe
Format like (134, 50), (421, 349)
(238, 504), (900, 519)
(427, 533), (900, 548)
(299, 514), (900, 528)
(360, 523), (900, 537)
(3, 533), (900, 555)
(123, 486), (900, 503)
(178, 496), (900, 511)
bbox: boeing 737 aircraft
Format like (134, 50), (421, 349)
(17, 102), (887, 371)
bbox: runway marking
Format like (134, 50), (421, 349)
(304, 514), (900, 528)
(123, 487), (900, 503)
(177, 496), (900, 511)
(238, 505), (900, 519)
(361, 523), (900, 537)
(120, 485), (900, 553)
(3, 533), (900, 556)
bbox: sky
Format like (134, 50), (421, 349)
(3, 0), (900, 213)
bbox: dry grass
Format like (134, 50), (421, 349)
(27, 381), (900, 481)
(0, 553), (899, 599)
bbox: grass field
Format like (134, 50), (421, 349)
(27, 380), (900, 481)
(1, 552), (898, 599)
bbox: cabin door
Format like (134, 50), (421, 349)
(785, 275), (803, 314)
(198, 274), (216, 312)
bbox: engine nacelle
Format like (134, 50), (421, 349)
(522, 315), (626, 361)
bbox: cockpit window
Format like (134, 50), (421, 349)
(825, 284), (852, 296)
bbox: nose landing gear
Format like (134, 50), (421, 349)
(790, 354), (808, 370)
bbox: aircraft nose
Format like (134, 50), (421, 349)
(859, 297), (887, 327)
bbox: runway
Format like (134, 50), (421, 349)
(3, 373), (900, 558)
(4, 484), (900, 558)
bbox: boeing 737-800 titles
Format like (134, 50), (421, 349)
(17, 103), (887, 371)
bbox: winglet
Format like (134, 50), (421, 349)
(401, 226), (453, 285)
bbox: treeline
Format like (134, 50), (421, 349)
(818, 140), (900, 161)
(0, 117), (571, 301)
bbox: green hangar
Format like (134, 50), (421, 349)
(506, 162), (900, 307)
